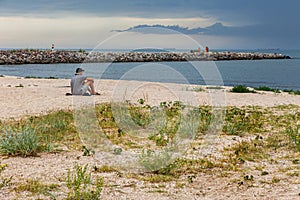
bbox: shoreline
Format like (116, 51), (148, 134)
(0, 49), (291, 65)
(1, 75), (300, 120)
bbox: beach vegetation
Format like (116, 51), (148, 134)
(14, 179), (58, 198)
(93, 165), (119, 173)
(0, 126), (42, 157)
(1, 102), (300, 195)
(25, 76), (57, 79)
(15, 83), (24, 88)
(231, 85), (256, 93)
(223, 106), (265, 136)
(0, 163), (12, 189)
(206, 86), (225, 90)
(286, 125), (300, 151)
(189, 86), (204, 92)
(283, 89), (300, 95)
(128, 100), (151, 128)
(66, 163), (103, 200)
(254, 86), (281, 93)
(0, 110), (80, 156)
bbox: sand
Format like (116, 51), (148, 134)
(0, 76), (300, 199)
(1, 76), (300, 120)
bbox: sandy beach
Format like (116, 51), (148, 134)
(1, 75), (300, 120)
(0, 76), (300, 199)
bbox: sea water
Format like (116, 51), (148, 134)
(0, 49), (299, 90)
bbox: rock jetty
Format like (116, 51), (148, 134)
(0, 49), (291, 65)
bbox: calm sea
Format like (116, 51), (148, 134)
(0, 49), (299, 90)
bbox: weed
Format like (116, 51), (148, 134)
(15, 83), (24, 88)
(82, 146), (95, 156)
(148, 101), (183, 146)
(140, 174), (174, 183)
(271, 176), (280, 183)
(231, 85), (256, 93)
(190, 86), (204, 92)
(15, 179), (58, 198)
(206, 86), (224, 90)
(243, 175), (254, 181)
(197, 106), (213, 133)
(129, 102), (151, 128)
(0, 164), (12, 189)
(139, 149), (172, 172)
(187, 175), (196, 183)
(292, 159), (300, 164)
(93, 165), (119, 173)
(261, 171), (269, 176)
(283, 89), (300, 95)
(286, 125), (300, 151)
(223, 107), (264, 135)
(158, 158), (216, 177)
(254, 86), (281, 93)
(25, 76), (42, 79)
(0, 126), (41, 157)
(66, 163), (103, 200)
(224, 139), (267, 163)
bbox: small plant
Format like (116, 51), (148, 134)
(271, 176), (280, 183)
(15, 83), (24, 88)
(149, 101), (183, 146)
(190, 86), (204, 92)
(0, 163), (12, 189)
(139, 149), (172, 172)
(46, 76), (57, 79)
(286, 125), (300, 151)
(0, 127), (41, 157)
(225, 139), (267, 163)
(231, 85), (256, 93)
(254, 86), (280, 93)
(25, 76), (41, 79)
(113, 147), (122, 155)
(82, 146), (95, 156)
(66, 163), (103, 200)
(243, 175), (254, 181)
(197, 106), (213, 133)
(206, 86), (224, 90)
(283, 89), (300, 95)
(261, 171), (269, 176)
(187, 175), (196, 183)
(93, 165), (118, 173)
(15, 179), (58, 198)
(129, 103), (151, 128)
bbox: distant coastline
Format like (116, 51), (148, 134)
(0, 49), (291, 65)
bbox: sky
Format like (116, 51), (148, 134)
(0, 0), (299, 50)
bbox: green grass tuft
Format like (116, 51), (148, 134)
(0, 127), (42, 157)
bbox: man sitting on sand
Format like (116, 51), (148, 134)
(70, 68), (100, 95)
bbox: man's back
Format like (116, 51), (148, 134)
(71, 74), (87, 95)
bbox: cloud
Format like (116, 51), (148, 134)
(113, 22), (300, 49)
(0, 0), (299, 49)
(113, 23), (254, 36)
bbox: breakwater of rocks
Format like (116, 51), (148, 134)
(0, 49), (291, 65)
